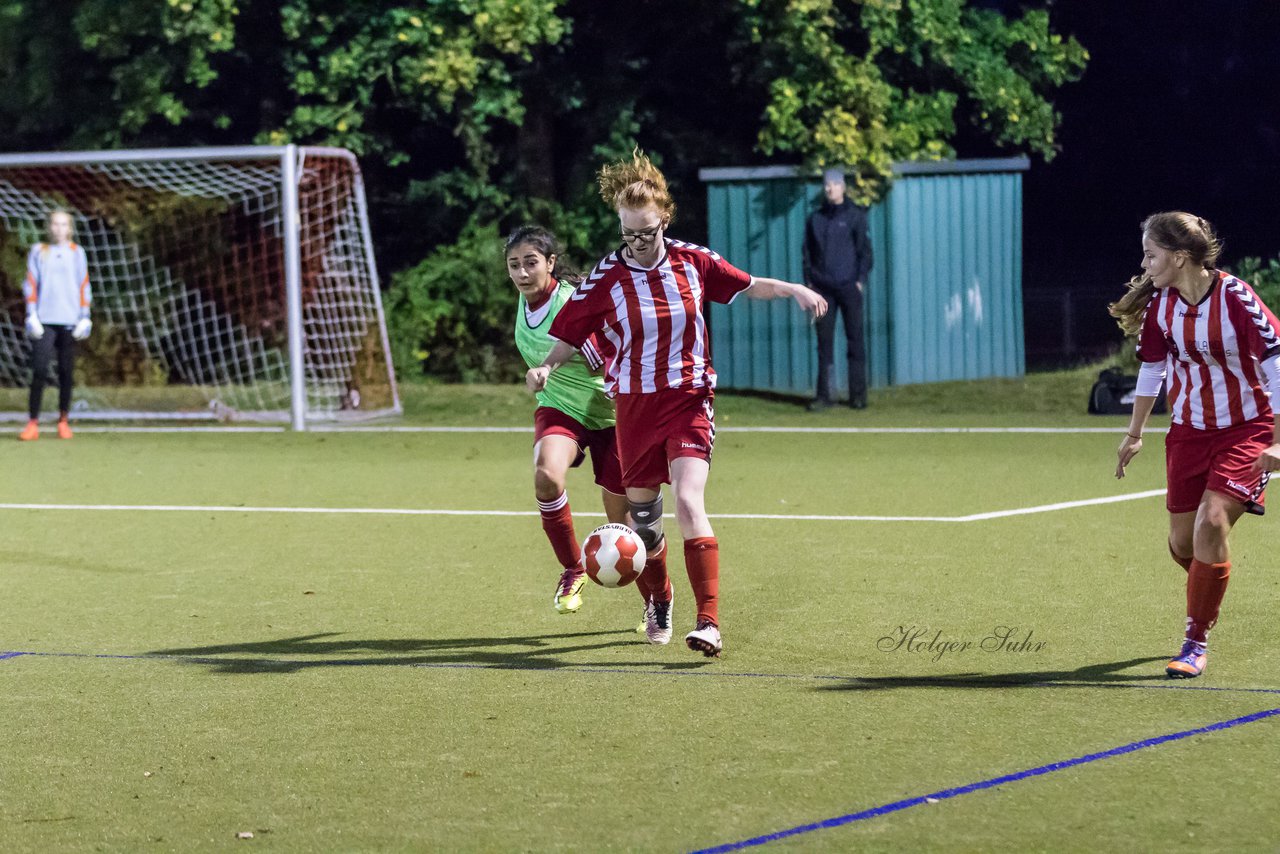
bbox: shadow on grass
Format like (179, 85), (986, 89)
(145, 630), (712, 675)
(719, 388), (810, 408)
(818, 655), (1171, 692)
(1, 548), (141, 575)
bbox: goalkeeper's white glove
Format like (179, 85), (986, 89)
(25, 314), (44, 341)
(72, 317), (92, 341)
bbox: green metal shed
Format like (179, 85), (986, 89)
(700, 158), (1027, 396)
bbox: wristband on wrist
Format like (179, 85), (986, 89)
(1127, 432), (1142, 440)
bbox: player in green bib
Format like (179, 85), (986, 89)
(507, 226), (648, 617)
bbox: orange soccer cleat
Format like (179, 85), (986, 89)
(1166, 640), (1207, 679)
(56, 419), (73, 440)
(18, 420), (38, 441)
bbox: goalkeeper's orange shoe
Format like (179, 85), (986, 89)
(18, 420), (38, 441)
(57, 419), (73, 440)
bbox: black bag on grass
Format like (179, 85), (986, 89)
(1088, 367), (1166, 415)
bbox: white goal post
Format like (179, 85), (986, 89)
(0, 145), (400, 429)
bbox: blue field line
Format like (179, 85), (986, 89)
(689, 705), (1280, 854)
(5, 649), (1280, 700)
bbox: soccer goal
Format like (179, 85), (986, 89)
(0, 145), (400, 429)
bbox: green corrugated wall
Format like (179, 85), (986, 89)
(702, 159), (1026, 395)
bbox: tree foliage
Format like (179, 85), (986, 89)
(0, 1), (1086, 208)
(0, 0), (245, 148)
(75, 0), (239, 141)
(740, 0), (1088, 201)
(268, 1), (567, 171)
(0, 0), (1088, 379)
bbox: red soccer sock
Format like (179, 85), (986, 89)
(634, 570), (652, 603)
(1168, 543), (1192, 573)
(1185, 559), (1231, 644)
(537, 492), (579, 570)
(643, 539), (672, 602)
(684, 536), (720, 626)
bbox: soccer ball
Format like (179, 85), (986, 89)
(582, 523), (647, 588)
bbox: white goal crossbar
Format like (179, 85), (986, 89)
(0, 145), (400, 429)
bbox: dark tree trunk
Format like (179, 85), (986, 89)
(516, 103), (557, 200)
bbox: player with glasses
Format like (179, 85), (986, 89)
(620, 225), (661, 245)
(527, 150), (826, 656)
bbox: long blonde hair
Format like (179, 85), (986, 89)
(597, 149), (676, 223)
(1108, 211), (1222, 336)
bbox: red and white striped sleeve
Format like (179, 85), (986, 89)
(1224, 278), (1280, 361)
(1135, 291), (1169, 363)
(548, 257), (616, 350)
(685, 242), (751, 305)
(579, 332), (605, 371)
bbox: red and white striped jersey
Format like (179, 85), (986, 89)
(548, 239), (753, 396)
(1137, 271), (1280, 429)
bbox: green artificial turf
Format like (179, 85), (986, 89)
(394, 365), (1125, 427)
(2, 377), (1278, 852)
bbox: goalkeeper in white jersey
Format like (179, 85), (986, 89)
(507, 225), (660, 623)
(19, 210), (92, 441)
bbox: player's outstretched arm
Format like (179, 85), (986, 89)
(747, 277), (828, 318)
(526, 339), (576, 393)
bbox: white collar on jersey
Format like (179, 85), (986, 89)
(618, 240), (669, 272)
(523, 293), (555, 327)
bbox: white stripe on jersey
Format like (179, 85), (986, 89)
(573, 255), (616, 301)
(580, 338), (603, 371)
(607, 283), (632, 395)
(1205, 360), (1242, 427)
(561, 241), (748, 397)
(659, 264), (687, 390)
(686, 261), (708, 388)
(1150, 275), (1272, 429)
(632, 266), (662, 394)
(665, 240), (727, 386)
(669, 238), (723, 262)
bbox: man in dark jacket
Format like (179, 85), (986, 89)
(803, 168), (873, 410)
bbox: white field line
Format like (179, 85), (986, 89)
(0, 490), (1165, 523)
(72, 426), (286, 433)
(58, 425), (1166, 435)
(722, 427), (1169, 434)
(309, 425), (1169, 435)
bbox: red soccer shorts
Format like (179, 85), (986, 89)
(533, 406), (624, 495)
(614, 388), (715, 488)
(1165, 416), (1274, 515)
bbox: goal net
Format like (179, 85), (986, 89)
(0, 146), (400, 427)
